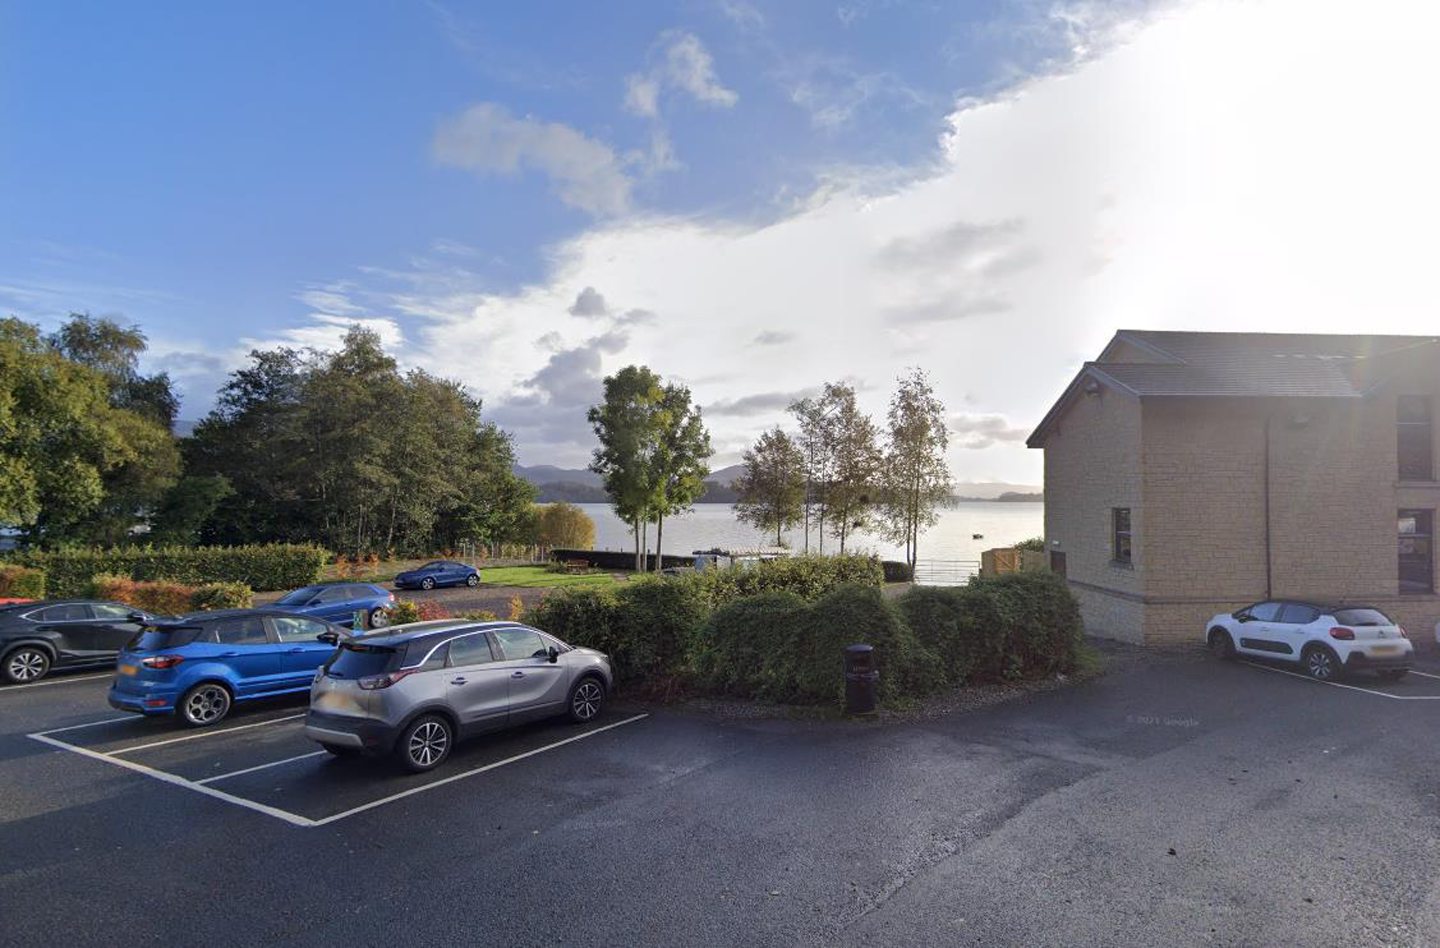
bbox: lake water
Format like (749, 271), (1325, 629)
(576, 502), (1043, 564)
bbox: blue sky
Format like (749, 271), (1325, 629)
(2, 1), (1067, 356)
(8, 1), (1436, 482)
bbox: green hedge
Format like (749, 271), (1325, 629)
(0, 564), (46, 599)
(681, 554), (883, 609)
(528, 563), (1082, 710)
(87, 574), (254, 615)
(21, 544), (328, 597)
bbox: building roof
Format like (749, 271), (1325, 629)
(1028, 329), (1440, 447)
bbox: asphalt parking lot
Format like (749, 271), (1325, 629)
(4, 646), (1440, 947)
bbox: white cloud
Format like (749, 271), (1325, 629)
(288, 0), (1440, 484)
(624, 32), (738, 117)
(433, 102), (632, 216)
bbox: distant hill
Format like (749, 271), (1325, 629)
(515, 463), (1039, 505)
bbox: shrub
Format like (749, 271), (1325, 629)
(460, 610), (499, 621)
(897, 571), (1082, 684)
(386, 600), (453, 625)
(1013, 537), (1046, 552)
(789, 585), (942, 706)
(25, 544), (328, 597)
(881, 560), (914, 583)
(527, 578), (707, 683)
(534, 502), (597, 551)
(682, 554), (884, 610)
(0, 564), (45, 599)
(691, 590), (808, 698)
(189, 583), (254, 611)
(88, 574), (199, 616)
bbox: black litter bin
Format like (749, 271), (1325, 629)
(844, 644), (878, 715)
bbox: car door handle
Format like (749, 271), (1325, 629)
(221, 651), (240, 657)
(512, 671), (525, 678)
(287, 647), (305, 653)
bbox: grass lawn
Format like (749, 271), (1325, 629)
(479, 565), (618, 589)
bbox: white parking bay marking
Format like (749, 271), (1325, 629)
(107, 713), (305, 755)
(26, 732), (317, 827)
(1239, 661), (1440, 699)
(310, 713), (651, 826)
(1408, 669), (1440, 681)
(0, 672), (113, 692)
(33, 714), (138, 734)
(196, 750), (328, 785)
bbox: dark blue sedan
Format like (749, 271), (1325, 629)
(268, 582), (394, 629)
(393, 560), (480, 591)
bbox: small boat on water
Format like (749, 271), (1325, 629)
(972, 533), (984, 539)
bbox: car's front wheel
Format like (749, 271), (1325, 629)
(465, 573), (479, 587)
(1207, 628), (1236, 660)
(420, 577), (436, 591)
(1301, 645), (1341, 682)
(3, 646), (51, 684)
(367, 607), (389, 629)
(568, 676), (605, 723)
(179, 682), (233, 727)
(396, 714), (452, 773)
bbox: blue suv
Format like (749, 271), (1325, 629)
(108, 610), (350, 726)
(393, 561), (480, 591)
(270, 582), (394, 629)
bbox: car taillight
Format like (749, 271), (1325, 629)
(388, 593), (396, 603)
(1329, 627), (1355, 640)
(141, 655), (185, 669)
(358, 669), (414, 690)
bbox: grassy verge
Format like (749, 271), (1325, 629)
(479, 565), (619, 589)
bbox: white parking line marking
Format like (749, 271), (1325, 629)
(196, 751), (328, 785)
(1408, 669), (1440, 681)
(0, 672), (113, 692)
(26, 732), (317, 828)
(1239, 661), (1440, 699)
(107, 714), (305, 755)
(27, 712), (650, 828)
(309, 713), (650, 826)
(33, 715), (138, 735)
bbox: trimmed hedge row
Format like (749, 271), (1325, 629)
(19, 544), (328, 597)
(526, 564), (1082, 709)
(0, 565), (46, 600)
(87, 574), (254, 615)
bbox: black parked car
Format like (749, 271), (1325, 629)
(1, 600), (153, 684)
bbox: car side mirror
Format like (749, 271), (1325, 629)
(547, 646), (560, 664)
(127, 611), (148, 624)
(317, 631), (339, 645)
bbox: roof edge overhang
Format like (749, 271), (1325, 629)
(1026, 363), (1138, 448)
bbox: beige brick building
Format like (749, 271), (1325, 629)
(1028, 330), (1440, 645)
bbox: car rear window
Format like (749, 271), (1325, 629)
(1332, 607), (1393, 627)
(130, 627), (205, 650)
(325, 643), (400, 679)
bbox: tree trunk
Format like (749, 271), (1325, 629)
(655, 513), (664, 572)
(642, 519), (649, 572)
(633, 516), (642, 572)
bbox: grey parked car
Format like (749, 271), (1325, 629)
(304, 620), (613, 772)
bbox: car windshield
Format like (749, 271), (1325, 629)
(275, 586), (322, 605)
(324, 642), (400, 679)
(1332, 607), (1394, 627)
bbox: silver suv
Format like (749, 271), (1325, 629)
(304, 620), (614, 772)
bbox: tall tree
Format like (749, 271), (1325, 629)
(789, 393), (838, 553)
(733, 427), (806, 544)
(648, 383), (712, 569)
(822, 383), (882, 553)
(587, 366), (663, 571)
(534, 502), (597, 551)
(36, 314), (181, 544)
(0, 317), (123, 541)
(879, 368), (953, 567)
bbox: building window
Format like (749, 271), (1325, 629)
(1398, 395), (1433, 480)
(1111, 508), (1132, 565)
(1399, 510), (1434, 594)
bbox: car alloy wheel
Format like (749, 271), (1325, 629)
(466, 573), (479, 587)
(368, 607), (389, 629)
(1207, 629), (1235, 660)
(1304, 647), (1337, 681)
(181, 683), (232, 726)
(399, 715), (451, 772)
(421, 577), (435, 590)
(4, 647), (50, 684)
(570, 678), (604, 722)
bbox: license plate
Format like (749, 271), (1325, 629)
(1370, 645), (1399, 656)
(118, 664), (138, 676)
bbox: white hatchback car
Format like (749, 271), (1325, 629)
(1206, 600), (1413, 681)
